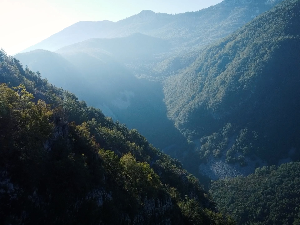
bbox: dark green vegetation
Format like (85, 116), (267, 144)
(164, 0), (300, 166)
(0, 50), (235, 224)
(210, 162), (300, 225)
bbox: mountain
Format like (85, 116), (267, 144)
(164, 0), (300, 178)
(0, 50), (235, 224)
(22, 0), (283, 53)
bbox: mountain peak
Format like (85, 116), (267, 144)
(139, 10), (155, 15)
(136, 10), (156, 18)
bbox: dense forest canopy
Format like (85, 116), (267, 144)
(210, 162), (300, 224)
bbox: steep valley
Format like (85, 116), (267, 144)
(5, 0), (300, 223)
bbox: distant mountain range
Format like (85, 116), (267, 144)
(22, 0), (283, 53)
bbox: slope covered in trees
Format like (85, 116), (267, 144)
(210, 162), (300, 224)
(164, 0), (300, 173)
(0, 50), (234, 224)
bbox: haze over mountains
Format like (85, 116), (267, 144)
(22, 0), (283, 53)
(15, 0), (285, 154)
(3, 0), (300, 223)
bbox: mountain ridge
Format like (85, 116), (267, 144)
(21, 0), (283, 53)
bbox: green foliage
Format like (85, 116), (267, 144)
(178, 196), (235, 225)
(210, 162), (300, 224)
(120, 153), (162, 198)
(197, 123), (260, 165)
(199, 123), (234, 160)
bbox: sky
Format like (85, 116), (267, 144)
(0, 0), (223, 55)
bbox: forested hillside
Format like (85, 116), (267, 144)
(210, 162), (300, 224)
(164, 0), (300, 176)
(0, 50), (235, 224)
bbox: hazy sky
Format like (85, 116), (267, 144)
(0, 0), (223, 55)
